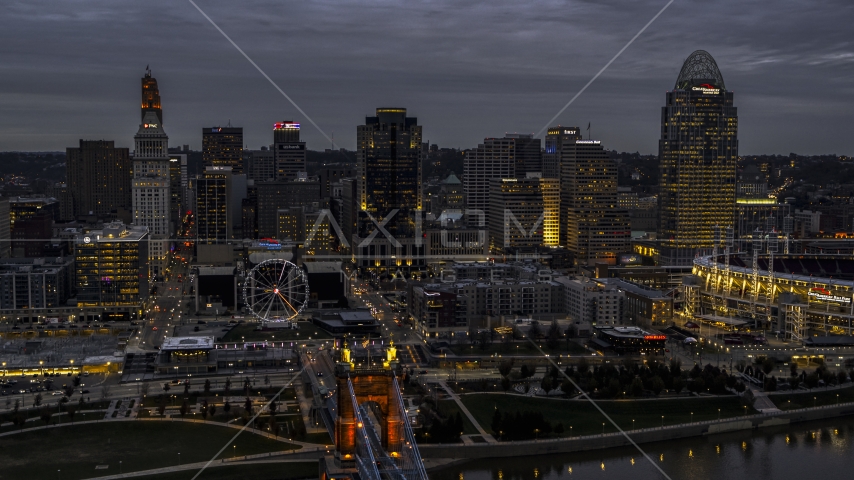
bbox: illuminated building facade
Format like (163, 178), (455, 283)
(658, 50), (738, 265)
(488, 177), (548, 251)
(203, 126), (244, 174)
(196, 166), (232, 244)
(66, 140), (132, 219)
(273, 121), (306, 180)
(463, 136), (524, 214)
(168, 154), (188, 235)
(74, 222), (149, 308)
(690, 254), (854, 341)
(357, 108), (422, 236)
(132, 68), (171, 276)
(543, 126), (581, 180)
(560, 139), (630, 265)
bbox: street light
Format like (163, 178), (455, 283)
(661, 416), (664, 427)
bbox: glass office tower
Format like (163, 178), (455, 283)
(658, 50), (738, 265)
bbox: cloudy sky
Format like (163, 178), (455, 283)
(1, 0), (852, 155)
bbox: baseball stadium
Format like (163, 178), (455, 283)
(687, 254), (854, 343)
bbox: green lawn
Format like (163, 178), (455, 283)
(771, 385), (854, 410)
(437, 400), (479, 435)
(0, 412), (107, 433)
(221, 324), (332, 342)
(460, 393), (755, 438)
(132, 462), (318, 480)
(0, 421), (300, 480)
(447, 340), (588, 357)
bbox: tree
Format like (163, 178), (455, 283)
(264, 375), (271, 391)
(672, 377), (685, 394)
(163, 383), (171, 394)
(734, 381), (746, 394)
(529, 321), (542, 340)
(158, 396), (167, 416)
(184, 380), (191, 395)
(838, 370), (848, 385)
(554, 422), (565, 435)
(224, 401), (232, 415)
(269, 400), (278, 416)
(498, 359), (515, 378)
(546, 320), (560, 350)
(790, 362), (798, 377)
(203, 379), (211, 396)
(66, 405), (76, 424)
(477, 330), (492, 351)
(630, 377), (644, 397)
(268, 414), (280, 436)
(560, 378), (575, 396)
(224, 378), (232, 396)
(501, 376), (511, 394)
(789, 376), (801, 390)
(577, 358), (590, 375)
(141, 382), (150, 397)
(244, 397), (253, 414)
(40, 406), (52, 425)
(208, 404), (217, 418)
(101, 384), (111, 401)
(34, 393), (43, 407)
(762, 358), (775, 376)
(540, 375), (554, 394)
(805, 373), (820, 390)
(179, 399), (189, 418)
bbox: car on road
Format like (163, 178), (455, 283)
(152, 326), (158, 331)
(80, 389), (90, 394)
(51, 391), (63, 396)
(316, 372), (324, 377)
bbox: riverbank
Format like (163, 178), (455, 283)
(419, 400), (854, 461)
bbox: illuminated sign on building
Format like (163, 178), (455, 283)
(808, 287), (851, 304)
(277, 144), (305, 150)
(274, 122), (300, 130)
(211, 127), (222, 132)
(643, 335), (667, 341)
(563, 129), (577, 135)
(691, 83), (720, 94)
(258, 238), (282, 250)
(143, 123), (158, 129)
(83, 236), (91, 244)
(575, 140), (601, 144)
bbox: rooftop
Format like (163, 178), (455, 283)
(161, 336), (215, 351)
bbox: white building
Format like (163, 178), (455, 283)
(555, 276), (625, 326)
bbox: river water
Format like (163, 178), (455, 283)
(430, 416), (854, 480)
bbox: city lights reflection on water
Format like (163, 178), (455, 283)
(432, 417), (854, 480)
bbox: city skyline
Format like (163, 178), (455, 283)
(1, 0), (853, 154)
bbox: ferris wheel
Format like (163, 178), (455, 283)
(243, 259), (309, 322)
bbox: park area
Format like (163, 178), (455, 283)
(459, 393), (756, 438)
(0, 421), (300, 479)
(220, 323), (332, 343)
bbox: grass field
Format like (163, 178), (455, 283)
(132, 462), (318, 480)
(447, 340), (588, 357)
(771, 385), (854, 410)
(0, 421), (299, 480)
(460, 393), (756, 437)
(221, 324), (332, 343)
(436, 400), (480, 435)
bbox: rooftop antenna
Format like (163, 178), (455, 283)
(226, 119), (232, 128)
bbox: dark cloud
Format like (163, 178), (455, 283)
(0, 0), (852, 155)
